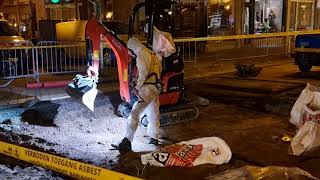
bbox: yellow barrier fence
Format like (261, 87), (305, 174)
(172, 30), (320, 63)
(0, 141), (142, 180)
(173, 30), (320, 43)
(1, 30), (320, 87)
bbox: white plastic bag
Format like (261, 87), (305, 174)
(141, 137), (232, 167)
(291, 121), (320, 156)
(152, 27), (176, 58)
(290, 83), (320, 127)
(301, 104), (320, 125)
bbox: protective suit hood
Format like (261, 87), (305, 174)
(153, 27), (176, 58)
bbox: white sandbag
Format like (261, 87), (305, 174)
(141, 137), (232, 167)
(290, 83), (320, 127)
(152, 27), (176, 58)
(291, 121), (320, 156)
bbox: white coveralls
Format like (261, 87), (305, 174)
(124, 37), (162, 142)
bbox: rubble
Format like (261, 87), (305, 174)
(234, 64), (262, 78)
(0, 164), (63, 180)
(0, 94), (159, 167)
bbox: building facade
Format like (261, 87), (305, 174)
(206, 0), (320, 35)
(176, 0), (320, 36)
(0, 0), (319, 40)
(0, 0), (37, 39)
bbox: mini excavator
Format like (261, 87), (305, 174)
(66, 0), (199, 126)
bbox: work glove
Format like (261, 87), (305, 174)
(87, 65), (99, 81)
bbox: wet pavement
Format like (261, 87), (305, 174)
(0, 89), (34, 106)
(1, 56), (320, 179)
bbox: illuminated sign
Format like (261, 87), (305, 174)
(46, 0), (74, 4)
(50, 0), (60, 3)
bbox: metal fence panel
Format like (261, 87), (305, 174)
(0, 41), (35, 80)
(173, 32), (306, 64)
(0, 41), (91, 87)
(36, 41), (87, 76)
(0, 30), (319, 87)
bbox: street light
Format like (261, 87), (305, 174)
(106, 12), (113, 19)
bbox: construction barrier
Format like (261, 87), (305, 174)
(173, 30), (320, 43)
(173, 30), (320, 63)
(0, 40), (118, 87)
(0, 141), (141, 180)
(1, 30), (320, 87)
(0, 41), (87, 88)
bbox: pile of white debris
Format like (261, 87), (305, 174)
(0, 164), (63, 180)
(1, 94), (157, 168)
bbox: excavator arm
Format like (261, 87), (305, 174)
(66, 17), (136, 111)
(85, 17), (134, 103)
(66, 0), (148, 111)
(66, 0), (181, 113)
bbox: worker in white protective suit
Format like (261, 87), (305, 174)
(112, 37), (163, 153)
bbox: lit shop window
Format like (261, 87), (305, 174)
(254, 0), (283, 33)
(207, 0), (235, 36)
(288, 0), (315, 31)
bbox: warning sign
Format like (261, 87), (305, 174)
(0, 141), (141, 180)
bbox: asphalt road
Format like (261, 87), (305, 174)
(111, 59), (320, 179)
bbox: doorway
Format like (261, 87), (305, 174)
(244, 0), (254, 34)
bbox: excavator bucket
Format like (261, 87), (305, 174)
(65, 74), (98, 111)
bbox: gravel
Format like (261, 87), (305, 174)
(0, 164), (63, 180)
(4, 94), (158, 168)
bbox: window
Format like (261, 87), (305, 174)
(254, 0), (283, 33)
(0, 21), (19, 36)
(314, 0), (320, 29)
(48, 7), (76, 21)
(207, 0), (235, 36)
(287, 0), (315, 31)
